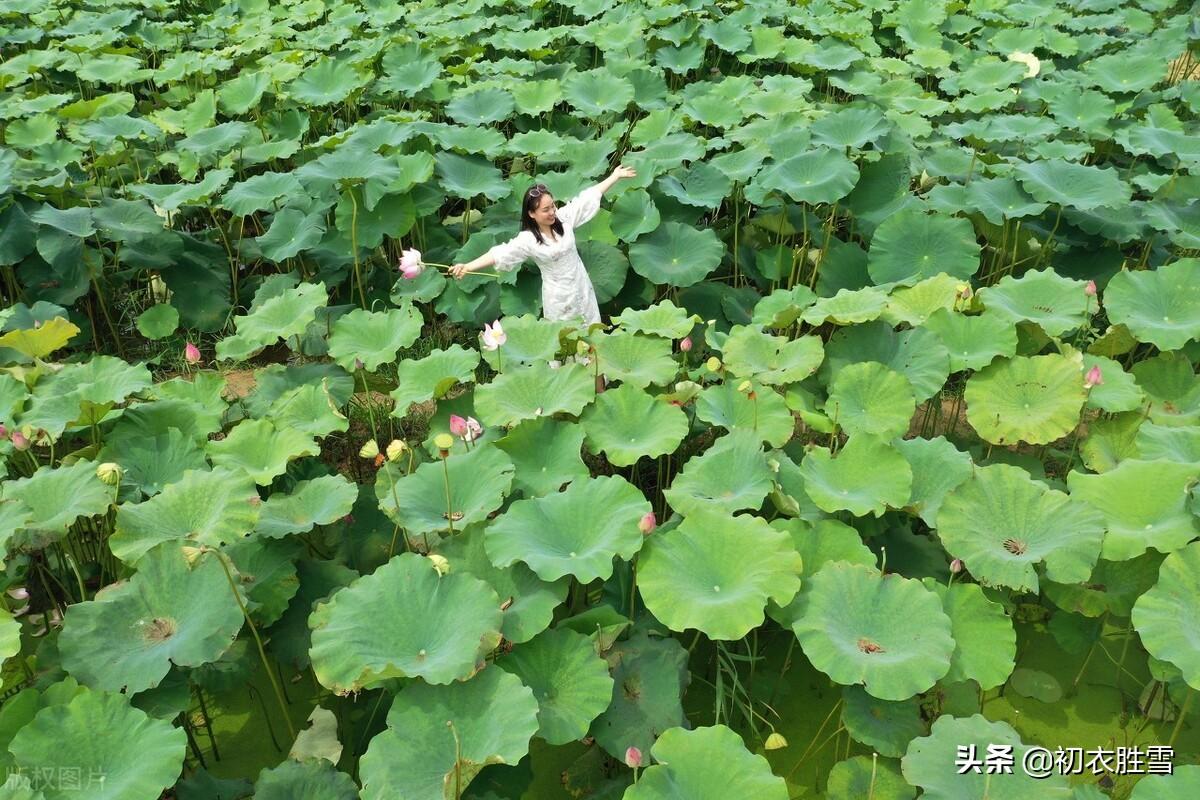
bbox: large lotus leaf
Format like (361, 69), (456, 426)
(563, 68), (635, 115)
(9, 689), (186, 800)
(254, 759), (358, 800)
(268, 560), (359, 670)
(625, 725), (788, 800)
(826, 362), (916, 439)
(1136, 422), (1200, 463)
(60, 544), (243, 693)
(485, 475), (649, 582)
(589, 331), (677, 389)
(474, 361), (595, 427)
(794, 562), (953, 700)
(821, 322), (949, 402)
(1128, 766), (1200, 800)
(435, 152), (511, 201)
(798, 435), (913, 517)
(309, 553), (502, 691)
(694, 380), (794, 448)
(360, 666), (538, 800)
(262, 381), (348, 438)
(751, 148), (859, 205)
(1013, 159), (1132, 212)
(894, 436), (973, 526)
(446, 87), (515, 126)
(628, 222), (724, 288)
(98, 429), (207, 497)
(480, 315), (570, 372)
(752, 285), (819, 329)
(390, 344), (480, 413)
(1135, 542), (1200, 690)
(20, 355), (152, 437)
(221, 172), (306, 216)
(923, 309), (1019, 372)
(639, 508), (801, 640)
(826, 755), (914, 800)
(1132, 352), (1200, 427)
(720, 326), (824, 385)
(435, 524), (566, 644)
(880, 273), (961, 327)
(326, 306), (422, 372)
(1043, 553), (1165, 619)
(223, 537), (301, 627)
(867, 209), (981, 286)
(215, 282), (327, 361)
(801, 287), (890, 327)
(255, 475), (358, 538)
(922, 580), (1016, 689)
(901, 714), (1072, 799)
(2, 460), (113, 551)
(590, 629), (689, 759)
(499, 628), (613, 745)
(975, 269), (1090, 336)
(611, 301), (694, 340)
(767, 518), (876, 628)
(965, 354), (1086, 445)
(936, 464), (1104, 592)
(375, 444), (513, 537)
(1080, 354), (1143, 414)
(494, 418), (589, 498)
(1104, 260), (1200, 351)
(663, 430), (773, 517)
(580, 383), (688, 467)
(0, 316), (78, 360)
(1068, 460), (1200, 560)
(207, 418), (319, 485)
(111, 468), (259, 565)
(841, 685), (925, 758)
(658, 162), (733, 209)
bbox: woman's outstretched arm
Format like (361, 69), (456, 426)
(593, 164), (637, 196)
(448, 252), (495, 278)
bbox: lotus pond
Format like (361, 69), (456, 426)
(2, 0), (1200, 797)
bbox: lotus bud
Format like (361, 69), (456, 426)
(705, 356), (721, 373)
(96, 462), (123, 486)
(679, 337), (693, 352)
(764, 732), (788, 750)
(434, 433), (455, 456)
(1084, 365), (1103, 388)
(386, 439), (408, 462)
(399, 248), (423, 279)
(638, 512), (656, 535)
(918, 169), (936, 191)
(624, 746), (643, 769)
(10, 430), (29, 451)
(950, 558), (963, 574)
(427, 554), (450, 576)
(955, 283), (972, 299)
(6, 587), (28, 601)
(359, 439), (380, 459)
(1084, 280), (1097, 297)
(184, 342), (201, 364)
(449, 415), (469, 438)
(354, 358), (365, 371)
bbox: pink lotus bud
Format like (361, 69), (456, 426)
(184, 342), (201, 364)
(950, 558), (963, 574)
(399, 248), (422, 270)
(354, 358), (365, 371)
(464, 417), (483, 443)
(400, 263), (423, 280)
(10, 430), (29, 451)
(1084, 365), (1103, 388)
(449, 415), (469, 438)
(624, 746), (642, 768)
(679, 337), (693, 352)
(638, 512), (656, 535)
(1084, 280), (1097, 297)
(481, 320), (507, 351)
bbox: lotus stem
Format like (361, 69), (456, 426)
(448, 720), (464, 799)
(1070, 612), (1106, 695)
(347, 186), (366, 309)
(1169, 687), (1193, 748)
(193, 686), (221, 761)
(441, 455), (455, 536)
(867, 752), (878, 800)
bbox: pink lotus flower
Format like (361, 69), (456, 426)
(464, 416), (483, 443)
(481, 320), (506, 350)
(638, 512), (656, 535)
(1084, 280), (1097, 297)
(624, 746), (642, 769)
(1085, 365), (1103, 388)
(399, 248), (423, 279)
(679, 337), (693, 352)
(184, 342), (201, 364)
(10, 430), (29, 451)
(449, 415), (469, 438)
(6, 587), (28, 601)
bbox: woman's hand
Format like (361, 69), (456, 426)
(611, 164), (637, 180)
(449, 263), (471, 279)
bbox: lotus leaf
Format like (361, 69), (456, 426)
(580, 383), (688, 467)
(965, 354), (1087, 445)
(474, 361), (595, 427)
(881, 273), (961, 327)
(868, 209), (981, 285)
(826, 362), (916, 439)
(826, 756), (914, 800)
(1013, 159), (1132, 212)
(2, 460), (113, 551)
(767, 518), (876, 628)
(663, 430), (773, 517)
(752, 285), (818, 329)
(1133, 541), (1200, 689)
(1104, 260), (1200, 351)
(1128, 764), (1200, 800)
(479, 315), (570, 372)
(207, 418), (319, 485)
(375, 443), (513, 538)
(610, 301), (694, 341)
(223, 537), (301, 627)
(609, 189), (661, 242)
(821, 322), (950, 401)
(694, 380), (794, 448)
(261, 381), (348, 438)
(751, 148), (860, 205)
(624, 725), (788, 800)
(494, 418), (589, 497)
(98, 429), (207, 497)
(842, 685), (925, 758)
(135, 304), (178, 340)
(268, 560), (358, 670)
(390, 344), (480, 413)
(1132, 352), (1200, 427)
(214, 282), (327, 361)
(976, 269), (1091, 336)
(254, 759), (358, 800)
(1044, 553), (1165, 619)
(1136, 422), (1200, 463)
(591, 630), (689, 759)
(326, 306), (422, 371)
(628, 222), (724, 288)
(720, 325), (824, 385)
(894, 437), (973, 526)
(798, 435), (913, 517)
(20, 355), (152, 437)
(589, 331), (678, 389)
(922, 580), (1016, 689)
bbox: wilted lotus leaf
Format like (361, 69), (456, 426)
(1013, 159), (1132, 211)
(480, 314), (570, 371)
(639, 508), (801, 640)
(1068, 459), (1200, 560)
(975, 269), (1091, 337)
(821, 322), (949, 402)
(826, 755), (914, 800)
(360, 666), (537, 800)
(694, 380), (794, 447)
(207, 418), (319, 485)
(98, 429), (207, 497)
(752, 285), (818, 329)
(612, 300), (695, 339)
(1104, 260), (1200, 352)
(868, 209), (981, 286)
(255, 474), (357, 538)
(485, 475), (649, 582)
(214, 282), (327, 361)
(842, 685), (925, 758)
(901, 714), (1071, 799)
(494, 417), (589, 497)
(881, 273), (961, 326)
(112, 468), (258, 565)
(254, 759), (358, 800)
(375, 443), (513, 537)
(922, 580), (1016, 690)
(936, 464), (1104, 592)
(767, 518), (875, 628)
(1081, 354), (1143, 413)
(309, 553), (502, 691)
(794, 562), (953, 700)
(1133, 542), (1200, 690)
(894, 437), (973, 526)
(223, 537), (301, 627)
(720, 325), (823, 385)
(326, 305), (422, 372)
(474, 361), (595, 427)
(826, 362), (916, 439)
(60, 544), (243, 693)
(628, 222), (724, 288)
(799, 435), (912, 517)
(581, 383), (688, 467)
(801, 287), (890, 326)
(1043, 553), (1164, 619)
(1131, 352), (1200, 427)
(0, 316), (78, 359)
(589, 331), (678, 389)
(1127, 764), (1200, 800)
(390, 344), (480, 413)
(2, 460), (113, 551)
(499, 628), (614, 744)
(923, 309), (1018, 372)
(663, 430), (774, 517)
(965, 354), (1086, 445)
(625, 725), (788, 800)
(9, 689), (186, 800)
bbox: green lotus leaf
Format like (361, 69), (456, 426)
(1132, 352), (1200, 427)
(494, 418), (589, 498)
(268, 560), (359, 671)
(694, 380), (794, 448)
(1069, 459), (1200, 561)
(286, 57), (368, 105)
(0, 607), (19, 669)
(135, 304), (178, 340)
(436, 152), (511, 201)
(611, 300), (694, 340)
(936, 464), (1105, 592)
(720, 326), (824, 385)
(956, 176), (1048, 226)
(499, 628), (614, 745)
(98, 429), (207, 497)
(390, 344), (480, 413)
(446, 87), (514, 126)
(800, 287), (889, 326)
(923, 309), (1018, 372)
(435, 524), (566, 644)
(811, 106), (891, 150)
(752, 285), (819, 329)
(589, 628), (689, 758)
(563, 68), (635, 116)
(639, 508), (801, 640)
(1043, 553), (1165, 619)
(220, 172), (306, 216)
(663, 430), (774, 517)
(375, 443), (513, 538)
(841, 685), (925, 758)
(867, 209), (981, 286)
(474, 361), (595, 427)
(767, 518), (876, 628)
(111, 468), (258, 565)
(975, 269), (1090, 336)
(965, 354), (1087, 445)
(901, 714), (1072, 799)
(820, 323), (949, 404)
(223, 537), (301, 627)
(1144, 201), (1200, 250)
(21, 355), (152, 437)
(881, 273), (961, 327)
(129, 169), (234, 212)
(826, 755), (915, 800)
(255, 475), (357, 539)
(1, 460), (112, 551)
(1013, 159), (1132, 211)
(794, 562), (953, 700)
(254, 760), (358, 800)
(263, 380), (348, 438)
(485, 475), (649, 582)
(751, 148), (860, 205)
(1136, 422), (1200, 463)
(625, 725), (788, 800)
(326, 306), (422, 372)
(827, 362), (916, 439)
(360, 666), (538, 800)
(798, 435), (913, 517)
(9, 689), (186, 800)
(207, 418), (319, 485)
(628, 222), (724, 288)
(589, 331), (678, 389)
(215, 282), (328, 361)
(309, 553), (502, 691)
(252, 208), (326, 264)
(60, 544), (243, 693)
(379, 43), (441, 96)
(894, 436), (973, 526)
(1104, 260), (1200, 351)
(479, 314), (570, 372)
(609, 189), (661, 242)
(580, 383), (688, 467)
(922, 580), (1016, 689)
(1128, 764), (1200, 800)
(658, 162), (733, 209)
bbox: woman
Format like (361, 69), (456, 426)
(448, 165), (637, 325)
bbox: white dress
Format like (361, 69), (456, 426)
(486, 186), (603, 324)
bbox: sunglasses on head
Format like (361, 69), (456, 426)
(527, 184), (550, 198)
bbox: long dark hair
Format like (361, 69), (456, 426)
(520, 183), (563, 245)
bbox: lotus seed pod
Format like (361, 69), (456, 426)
(765, 732), (788, 750)
(359, 439), (380, 459)
(706, 356), (721, 372)
(386, 439), (408, 462)
(434, 433), (455, 454)
(427, 554), (450, 576)
(96, 462), (123, 486)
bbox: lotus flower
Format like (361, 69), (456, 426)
(1084, 365), (1103, 388)
(679, 337), (692, 352)
(399, 248), (423, 279)
(464, 416), (483, 443)
(386, 439), (408, 462)
(184, 342), (201, 364)
(639, 512), (656, 535)
(481, 320), (506, 350)
(10, 430), (29, 451)
(1084, 280), (1097, 297)
(624, 746), (643, 769)
(449, 415), (469, 438)
(7, 587), (28, 601)
(1007, 50), (1041, 78)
